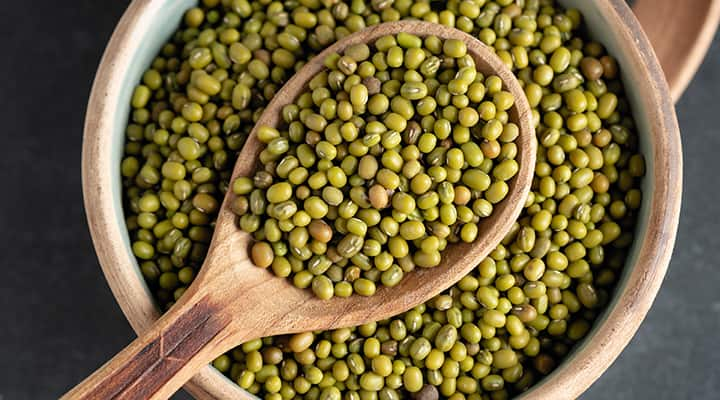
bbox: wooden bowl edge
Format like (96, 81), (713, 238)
(81, 0), (248, 398)
(518, 1), (682, 398)
(82, 1), (682, 399)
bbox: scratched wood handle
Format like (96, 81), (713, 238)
(61, 296), (231, 400)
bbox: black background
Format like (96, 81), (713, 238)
(1, 1), (718, 399)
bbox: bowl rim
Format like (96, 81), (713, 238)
(82, 0), (681, 399)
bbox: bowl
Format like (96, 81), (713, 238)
(82, 0), (683, 398)
(631, 0), (720, 102)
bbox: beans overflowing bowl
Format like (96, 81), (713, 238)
(83, 0), (681, 398)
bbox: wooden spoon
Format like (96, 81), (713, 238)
(632, 0), (720, 102)
(65, 21), (536, 400)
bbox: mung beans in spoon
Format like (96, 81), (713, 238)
(64, 21), (534, 400)
(232, 32), (525, 298)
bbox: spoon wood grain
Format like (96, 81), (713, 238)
(64, 21), (535, 400)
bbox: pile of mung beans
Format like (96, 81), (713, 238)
(122, 0), (645, 398)
(232, 33), (521, 299)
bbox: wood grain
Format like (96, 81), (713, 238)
(633, 0), (720, 101)
(76, 298), (226, 399)
(81, 0), (688, 398)
(73, 20), (536, 400)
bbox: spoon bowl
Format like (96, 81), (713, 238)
(65, 21), (535, 400)
(223, 20), (537, 329)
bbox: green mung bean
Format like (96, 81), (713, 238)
(122, 2), (645, 398)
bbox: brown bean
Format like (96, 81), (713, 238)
(363, 76), (382, 95)
(403, 121), (422, 145)
(369, 184), (390, 209)
(381, 340), (398, 356)
(599, 55), (618, 79)
(534, 354), (556, 375)
(579, 57), (603, 80)
(481, 140), (501, 159)
(511, 304), (538, 323)
(412, 384), (439, 400)
(308, 219), (333, 243)
(251, 242), (274, 268)
(453, 186), (472, 205)
(262, 346), (284, 364)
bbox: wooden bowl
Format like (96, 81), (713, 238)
(633, 0), (720, 102)
(83, 0), (692, 398)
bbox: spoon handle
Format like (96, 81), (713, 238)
(61, 288), (232, 400)
(62, 227), (294, 399)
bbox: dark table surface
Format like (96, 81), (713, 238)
(1, 1), (717, 399)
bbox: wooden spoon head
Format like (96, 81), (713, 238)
(202, 21), (536, 338)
